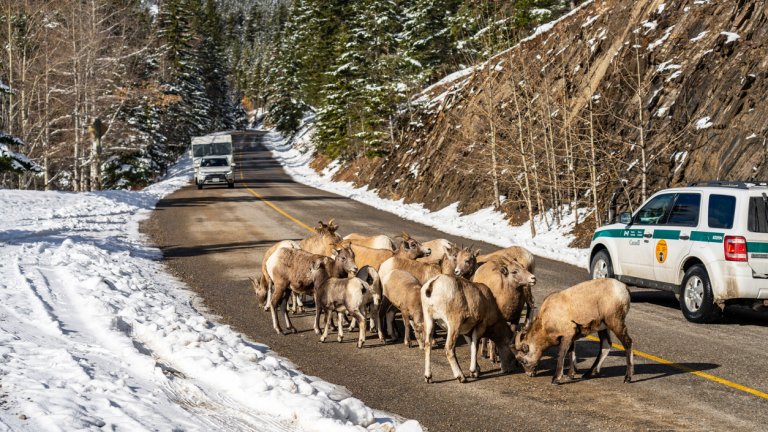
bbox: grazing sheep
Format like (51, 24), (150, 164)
(352, 232), (430, 270)
(266, 245), (358, 335)
(477, 245), (535, 273)
(421, 274), (516, 383)
(380, 269), (425, 348)
(514, 278), (634, 384)
(344, 233), (396, 251)
(472, 257), (536, 363)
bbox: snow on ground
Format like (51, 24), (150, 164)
(0, 154), (419, 432)
(259, 123), (590, 269)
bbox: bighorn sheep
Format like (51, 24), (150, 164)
(251, 240), (300, 311)
(472, 257), (536, 363)
(515, 278), (634, 384)
(380, 269), (425, 348)
(417, 239), (455, 264)
(265, 243), (358, 335)
(380, 245), (476, 283)
(344, 233), (396, 251)
(352, 232), (430, 270)
(310, 261), (382, 348)
(300, 219), (342, 256)
(421, 274), (515, 383)
(477, 245), (535, 273)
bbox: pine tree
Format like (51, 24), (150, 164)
(196, 0), (235, 131)
(402, 0), (463, 83)
(0, 81), (40, 173)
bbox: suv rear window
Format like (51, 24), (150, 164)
(748, 195), (768, 233)
(708, 195), (736, 229)
(666, 193), (700, 227)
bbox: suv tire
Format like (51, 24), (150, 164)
(680, 265), (721, 323)
(590, 250), (614, 279)
(197, 183), (203, 190)
(228, 182), (234, 188)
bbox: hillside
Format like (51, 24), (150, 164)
(327, 0), (768, 244)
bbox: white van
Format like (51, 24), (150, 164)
(589, 181), (768, 323)
(190, 133), (235, 189)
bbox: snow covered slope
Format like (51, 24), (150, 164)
(0, 155), (419, 432)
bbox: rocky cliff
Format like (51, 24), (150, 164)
(329, 0), (768, 244)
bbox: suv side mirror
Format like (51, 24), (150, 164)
(619, 212), (632, 225)
(231, 163), (237, 167)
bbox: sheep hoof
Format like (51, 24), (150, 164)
(357, 341), (364, 349)
(424, 376), (432, 384)
(290, 327), (298, 334)
(624, 375), (632, 383)
(470, 370), (479, 378)
(319, 337), (326, 343)
(583, 371), (600, 380)
(314, 328), (321, 335)
(456, 375), (467, 383)
(337, 336), (343, 343)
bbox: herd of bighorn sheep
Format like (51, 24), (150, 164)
(249, 219), (634, 385)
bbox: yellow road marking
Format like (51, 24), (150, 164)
(585, 335), (768, 399)
(238, 168), (316, 234)
(236, 148), (768, 401)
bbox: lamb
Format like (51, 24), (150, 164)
(300, 219), (342, 256)
(343, 233), (396, 251)
(265, 244), (358, 335)
(472, 257), (536, 363)
(477, 245), (535, 273)
(380, 269), (425, 348)
(352, 232), (430, 270)
(310, 260), (382, 348)
(417, 239), (455, 264)
(421, 274), (516, 383)
(514, 278), (634, 384)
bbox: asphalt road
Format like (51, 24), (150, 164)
(141, 131), (768, 431)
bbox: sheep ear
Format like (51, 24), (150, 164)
(473, 249), (481, 257)
(500, 265), (508, 276)
(521, 343), (529, 354)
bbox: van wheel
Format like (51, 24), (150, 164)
(197, 183), (203, 190)
(228, 182), (234, 188)
(680, 265), (721, 323)
(590, 250), (614, 279)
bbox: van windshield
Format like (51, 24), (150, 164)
(201, 158), (228, 167)
(192, 141), (232, 157)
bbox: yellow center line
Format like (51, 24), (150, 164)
(585, 335), (768, 399)
(236, 147), (767, 401)
(238, 168), (316, 234)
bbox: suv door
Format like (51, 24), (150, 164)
(622, 193), (675, 279)
(654, 193), (701, 284)
(747, 194), (768, 276)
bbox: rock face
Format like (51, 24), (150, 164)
(332, 0), (768, 240)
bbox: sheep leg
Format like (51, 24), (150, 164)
(469, 329), (481, 378)
(355, 310), (367, 349)
(414, 320), (425, 350)
(553, 335), (575, 384)
(313, 293), (322, 335)
(269, 284), (286, 334)
(296, 294), (305, 313)
(567, 340), (578, 379)
(337, 312), (345, 343)
(444, 324), (466, 383)
(584, 329), (611, 380)
(490, 339), (498, 364)
(423, 314), (435, 383)
(264, 282), (273, 312)
(282, 295), (297, 334)
(320, 307), (332, 343)
(613, 323), (634, 383)
(386, 309), (398, 341)
(372, 305), (384, 342)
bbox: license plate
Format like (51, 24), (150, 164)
(212, 178), (221, 182)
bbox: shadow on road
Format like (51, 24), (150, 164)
(161, 239), (286, 258)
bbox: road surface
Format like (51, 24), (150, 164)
(141, 131), (768, 431)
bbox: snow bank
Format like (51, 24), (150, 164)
(260, 124), (590, 269)
(0, 154), (416, 431)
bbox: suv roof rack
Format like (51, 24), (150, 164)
(687, 181), (768, 189)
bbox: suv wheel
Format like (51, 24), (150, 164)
(228, 182), (234, 188)
(590, 250), (614, 279)
(197, 182), (203, 190)
(680, 265), (721, 323)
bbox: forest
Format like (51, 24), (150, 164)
(1, 0), (579, 190)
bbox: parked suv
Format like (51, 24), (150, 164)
(195, 155), (235, 189)
(589, 181), (768, 323)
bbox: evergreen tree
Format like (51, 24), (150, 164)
(196, 0), (235, 131)
(0, 81), (40, 173)
(402, 0), (463, 83)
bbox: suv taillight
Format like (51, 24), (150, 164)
(724, 236), (748, 261)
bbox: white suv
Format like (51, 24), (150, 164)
(589, 181), (768, 323)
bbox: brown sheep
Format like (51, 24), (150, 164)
(421, 274), (515, 383)
(515, 278), (634, 384)
(380, 269), (425, 348)
(343, 233), (396, 251)
(477, 245), (535, 273)
(300, 219), (342, 256)
(352, 232), (430, 270)
(379, 246), (461, 283)
(252, 240), (300, 311)
(416, 239), (455, 264)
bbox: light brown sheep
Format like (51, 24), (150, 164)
(416, 239), (455, 264)
(352, 232), (430, 270)
(343, 233), (396, 251)
(477, 245), (535, 273)
(421, 274), (515, 383)
(515, 278), (634, 384)
(299, 219), (342, 256)
(379, 247), (459, 283)
(252, 240), (300, 311)
(380, 269), (424, 348)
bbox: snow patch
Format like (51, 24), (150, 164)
(720, 31), (740, 44)
(695, 116), (713, 130)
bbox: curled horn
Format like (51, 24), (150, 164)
(400, 231), (411, 240)
(328, 218), (338, 232)
(515, 328), (524, 351)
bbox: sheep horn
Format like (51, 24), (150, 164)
(514, 328), (524, 351)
